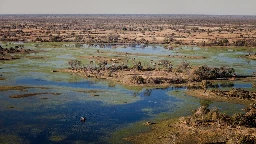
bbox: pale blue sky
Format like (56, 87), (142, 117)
(0, 0), (255, 15)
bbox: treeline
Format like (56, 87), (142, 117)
(199, 38), (256, 47)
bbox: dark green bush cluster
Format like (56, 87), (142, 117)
(207, 38), (230, 46)
(191, 65), (235, 81)
(234, 39), (256, 47)
(199, 39), (256, 47)
(231, 103), (256, 128)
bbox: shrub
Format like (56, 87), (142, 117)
(130, 75), (145, 84)
(191, 65), (235, 81)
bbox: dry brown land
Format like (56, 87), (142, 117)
(0, 14), (256, 47)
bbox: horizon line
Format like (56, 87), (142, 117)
(0, 13), (256, 16)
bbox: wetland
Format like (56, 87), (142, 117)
(0, 14), (256, 143)
(0, 42), (255, 143)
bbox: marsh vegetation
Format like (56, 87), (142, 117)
(0, 14), (256, 143)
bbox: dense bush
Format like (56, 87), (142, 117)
(191, 65), (235, 81)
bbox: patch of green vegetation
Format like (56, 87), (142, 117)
(166, 90), (200, 117)
(25, 55), (47, 59)
(49, 135), (67, 142)
(200, 99), (213, 107)
(9, 92), (61, 98)
(77, 89), (140, 105)
(29, 42), (79, 48)
(39, 114), (64, 120)
(0, 135), (24, 143)
(109, 122), (151, 144)
(110, 90), (200, 143)
(121, 84), (168, 92)
(73, 140), (90, 144)
(77, 89), (104, 93)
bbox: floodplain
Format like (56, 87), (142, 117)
(0, 14), (256, 143)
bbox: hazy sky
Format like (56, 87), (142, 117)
(0, 0), (255, 15)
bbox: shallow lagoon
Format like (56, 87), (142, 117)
(0, 44), (254, 143)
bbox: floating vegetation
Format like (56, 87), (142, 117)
(49, 135), (67, 142)
(9, 92), (61, 98)
(77, 89), (105, 93)
(25, 56), (47, 59)
(0, 86), (31, 91)
(219, 82), (235, 87)
(0, 14), (256, 144)
(0, 135), (24, 143)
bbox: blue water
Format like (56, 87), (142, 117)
(0, 45), (252, 143)
(0, 77), (187, 143)
(114, 46), (173, 55)
(15, 77), (105, 89)
(0, 77), (247, 143)
(233, 83), (252, 88)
